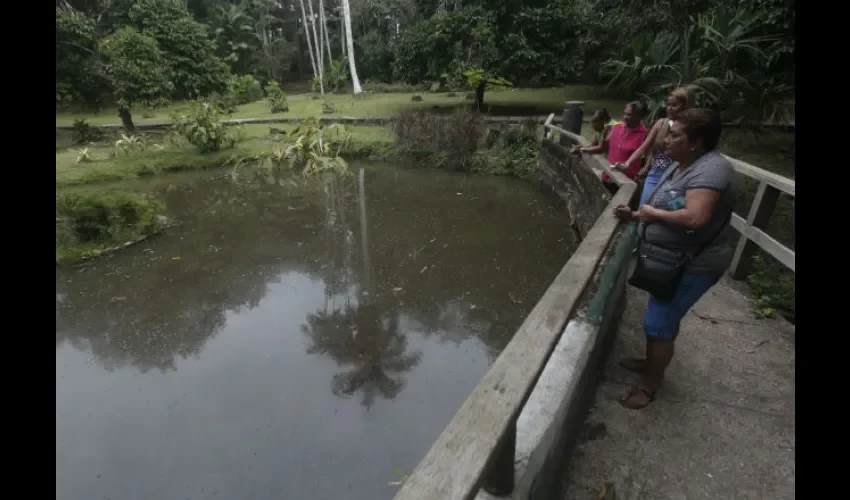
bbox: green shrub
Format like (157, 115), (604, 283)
(71, 119), (105, 144)
(322, 100), (337, 114)
(472, 124), (538, 180)
(113, 133), (148, 156)
(56, 191), (165, 244)
(171, 100), (237, 153)
(269, 93), (289, 113)
(747, 252), (795, 322)
(266, 81), (290, 113)
(312, 60), (350, 93)
(208, 91), (238, 113)
(391, 109), (484, 171)
(228, 74), (264, 104)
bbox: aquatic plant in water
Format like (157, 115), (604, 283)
(267, 117), (351, 177)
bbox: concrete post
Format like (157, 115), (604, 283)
(558, 101), (584, 147)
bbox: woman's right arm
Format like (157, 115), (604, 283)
(580, 141), (607, 154)
(622, 119), (662, 167)
(580, 130), (609, 154)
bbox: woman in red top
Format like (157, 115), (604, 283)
(576, 101), (649, 190)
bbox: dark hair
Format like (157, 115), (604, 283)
(625, 100), (647, 118)
(677, 108), (722, 151)
(590, 108), (611, 123)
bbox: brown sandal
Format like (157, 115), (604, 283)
(618, 384), (656, 410)
(618, 357), (647, 373)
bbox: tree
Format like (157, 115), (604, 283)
(56, 0), (230, 131)
(340, 0), (362, 93)
(56, 6), (109, 109)
(207, 3), (257, 75)
(99, 27), (174, 131)
(306, 0), (325, 94)
(601, 7), (794, 125)
(390, 0), (609, 104)
(127, 0), (230, 100)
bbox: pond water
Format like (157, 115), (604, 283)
(56, 163), (577, 500)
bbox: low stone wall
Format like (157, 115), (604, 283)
(535, 139), (612, 238)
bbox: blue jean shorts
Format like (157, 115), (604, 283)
(643, 273), (720, 340)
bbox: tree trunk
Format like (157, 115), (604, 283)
(306, 0), (325, 94)
(298, 0), (318, 79)
(475, 82), (486, 112)
(341, 0), (362, 94)
(340, 3), (347, 60)
(118, 107), (135, 133)
(296, 31), (304, 80)
(320, 0), (333, 66)
(317, 5), (325, 80)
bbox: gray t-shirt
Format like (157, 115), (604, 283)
(642, 150), (736, 275)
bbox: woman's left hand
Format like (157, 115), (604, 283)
(635, 205), (661, 223)
(612, 204), (633, 221)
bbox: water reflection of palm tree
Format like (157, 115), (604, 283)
(302, 302), (421, 409)
(303, 169), (421, 408)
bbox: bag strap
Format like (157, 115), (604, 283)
(637, 208), (732, 259)
(642, 162), (678, 208)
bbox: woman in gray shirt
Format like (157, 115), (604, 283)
(612, 108), (735, 410)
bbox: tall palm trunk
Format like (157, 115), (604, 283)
(298, 0), (318, 78)
(340, 2), (347, 60)
(306, 0), (324, 94)
(320, 0), (333, 66)
(340, 0), (362, 94)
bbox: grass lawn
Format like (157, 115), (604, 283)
(56, 86), (627, 127)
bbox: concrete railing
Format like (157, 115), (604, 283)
(393, 104), (638, 500)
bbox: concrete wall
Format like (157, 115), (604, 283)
(535, 139), (612, 238)
(475, 140), (638, 500)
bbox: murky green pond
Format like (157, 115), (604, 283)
(56, 163), (577, 500)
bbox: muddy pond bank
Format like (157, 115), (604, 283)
(56, 164), (577, 500)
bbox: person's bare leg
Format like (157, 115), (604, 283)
(620, 338), (674, 408)
(643, 338), (674, 388)
(619, 336), (652, 373)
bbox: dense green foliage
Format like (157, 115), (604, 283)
(58, 0), (794, 123)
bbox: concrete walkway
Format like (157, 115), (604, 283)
(560, 278), (795, 500)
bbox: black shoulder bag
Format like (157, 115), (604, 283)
(628, 214), (730, 301)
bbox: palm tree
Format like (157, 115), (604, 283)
(302, 303), (422, 409)
(340, 0), (362, 93)
(207, 3), (255, 66)
(305, 0), (325, 94)
(298, 0), (319, 79)
(601, 8), (792, 126)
